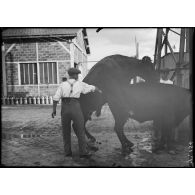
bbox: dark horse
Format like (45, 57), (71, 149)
(79, 54), (191, 154)
(106, 82), (191, 153)
(79, 55), (159, 149)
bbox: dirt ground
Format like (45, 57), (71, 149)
(1, 104), (190, 167)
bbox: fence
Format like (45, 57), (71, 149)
(0, 96), (59, 105)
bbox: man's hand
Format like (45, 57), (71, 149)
(95, 87), (102, 93)
(52, 111), (56, 118)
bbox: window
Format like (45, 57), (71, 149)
(20, 63), (38, 85)
(39, 62), (57, 84)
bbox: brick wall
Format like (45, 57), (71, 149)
(75, 31), (86, 52)
(7, 85), (59, 97)
(7, 85), (38, 96)
(6, 63), (18, 85)
(39, 85), (59, 96)
(58, 61), (71, 82)
(4, 37), (88, 97)
(74, 46), (80, 64)
(38, 41), (70, 61)
(5, 42), (36, 62)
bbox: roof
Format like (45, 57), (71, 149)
(2, 28), (80, 39)
(2, 28), (90, 54)
(161, 52), (188, 59)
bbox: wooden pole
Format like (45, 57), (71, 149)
(1, 42), (7, 97)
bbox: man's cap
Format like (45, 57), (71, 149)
(68, 68), (81, 76)
(142, 56), (152, 63)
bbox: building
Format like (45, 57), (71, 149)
(2, 28), (90, 97)
(160, 52), (191, 142)
(160, 52), (190, 88)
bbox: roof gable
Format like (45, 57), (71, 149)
(2, 28), (80, 39)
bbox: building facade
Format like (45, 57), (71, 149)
(160, 52), (191, 142)
(160, 52), (189, 89)
(2, 28), (90, 97)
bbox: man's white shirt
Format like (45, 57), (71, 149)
(160, 79), (173, 84)
(53, 79), (95, 101)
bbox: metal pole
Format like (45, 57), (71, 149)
(165, 28), (169, 55)
(2, 42), (7, 96)
(154, 29), (159, 66)
(186, 28), (190, 53)
(189, 28), (193, 91)
(156, 28), (163, 70)
(177, 28), (185, 86)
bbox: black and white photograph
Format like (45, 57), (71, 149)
(1, 27), (193, 167)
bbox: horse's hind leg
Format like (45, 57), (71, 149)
(152, 120), (164, 152)
(85, 128), (96, 142)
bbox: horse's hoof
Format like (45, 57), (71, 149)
(124, 142), (134, 149)
(168, 150), (177, 155)
(87, 142), (99, 151)
(152, 149), (163, 154)
(88, 137), (96, 143)
(122, 147), (133, 155)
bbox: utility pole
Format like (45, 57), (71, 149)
(2, 42), (7, 96)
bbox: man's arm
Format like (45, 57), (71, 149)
(52, 100), (58, 118)
(94, 86), (102, 93)
(52, 85), (62, 118)
(81, 82), (102, 94)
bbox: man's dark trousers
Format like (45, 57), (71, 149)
(61, 98), (87, 155)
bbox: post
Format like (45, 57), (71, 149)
(189, 28), (193, 91)
(156, 28), (163, 70)
(70, 41), (74, 68)
(2, 42), (7, 96)
(186, 28), (190, 53)
(177, 28), (185, 87)
(154, 29), (158, 66)
(36, 42), (40, 96)
(165, 28), (169, 55)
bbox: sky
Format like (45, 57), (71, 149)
(86, 28), (181, 69)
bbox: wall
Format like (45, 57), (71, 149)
(4, 33), (89, 97)
(160, 52), (189, 88)
(73, 30), (88, 77)
(161, 53), (191, 142)
(4, 40), (71, 97)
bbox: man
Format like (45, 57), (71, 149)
(52, 68), (102, 158)
(160, 69), (173, 84)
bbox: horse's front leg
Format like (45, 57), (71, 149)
(108, 98), (134, 155)
(85, 125), (96, 143)
(83, 120), (99, 152)
(114, 118), (134, 155)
